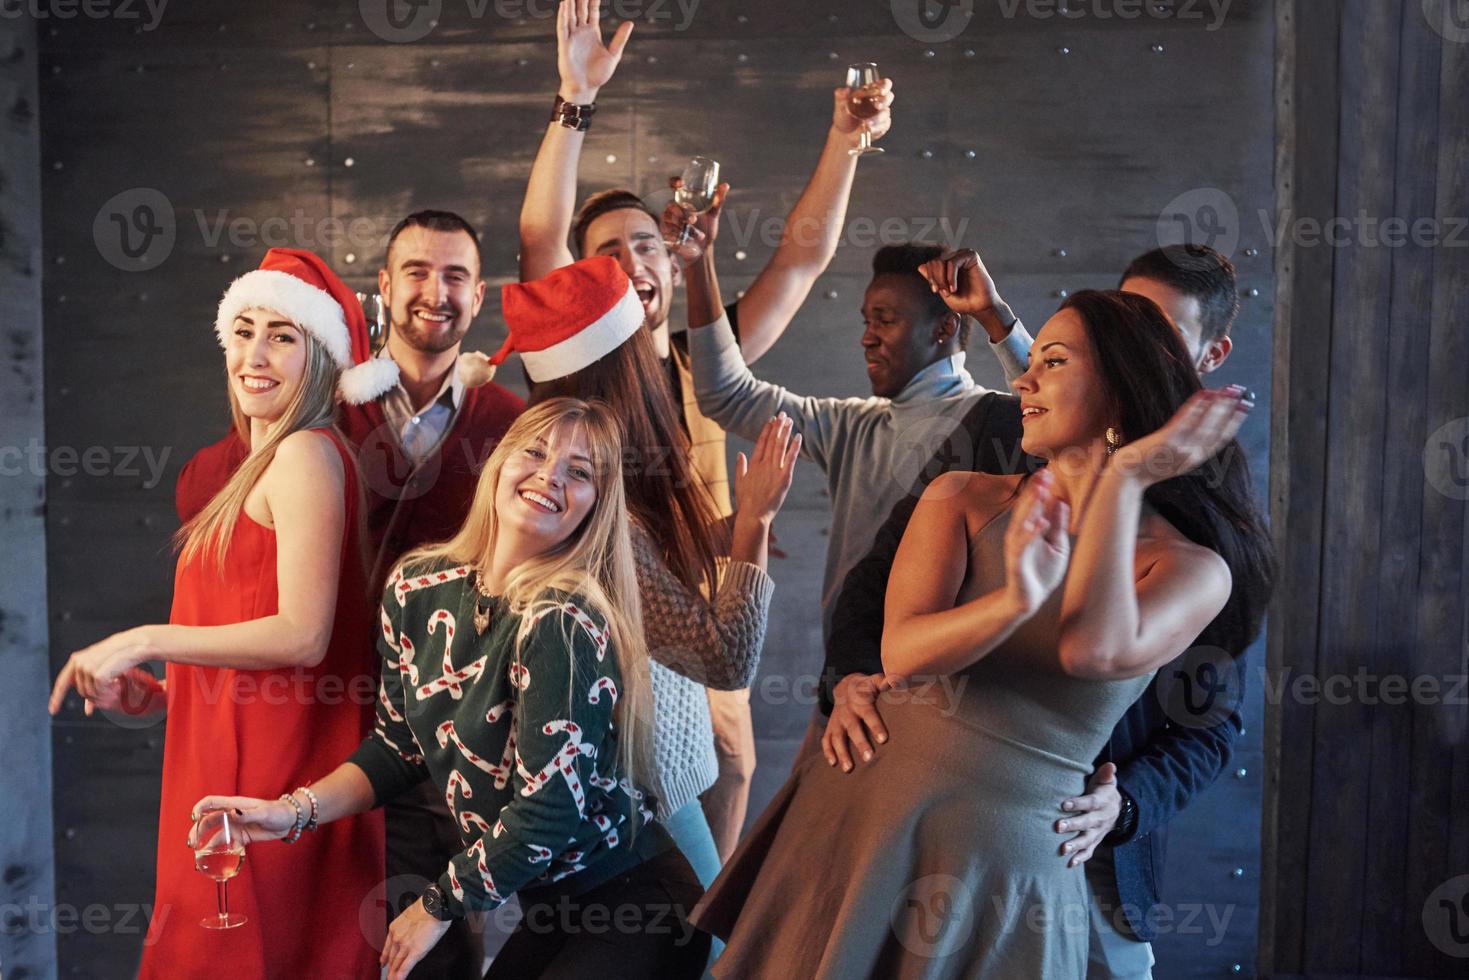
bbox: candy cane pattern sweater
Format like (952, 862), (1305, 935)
(349, 559), (665, 916)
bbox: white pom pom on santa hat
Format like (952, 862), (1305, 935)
(214, 247), (399, 405)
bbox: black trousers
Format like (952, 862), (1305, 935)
(483, 847), (710, 979)
(387, 781), (484, 978)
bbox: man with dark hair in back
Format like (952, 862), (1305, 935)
(823, 241), (1247, 980)
(174, 209), (524, 978)
(517, 2), (895, 864)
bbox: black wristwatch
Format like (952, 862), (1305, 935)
(1106, 789), (1139, 844)
(421, 883), (455, 921)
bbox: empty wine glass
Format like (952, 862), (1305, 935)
(667, 156), (722, 249)
(193, 809), (247, 929)
(845, 63), (886, 157)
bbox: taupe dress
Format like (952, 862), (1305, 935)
(691, 505), (1155, 979)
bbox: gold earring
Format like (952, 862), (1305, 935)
(1105, 427), (1123, 455)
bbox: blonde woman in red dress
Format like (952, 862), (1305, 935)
(49, 249), (400, 978)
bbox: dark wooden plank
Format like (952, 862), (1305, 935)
(1262, 0), (1339, 973)
(1302, 0), (1401, 971)
(1359, 4), (1443, 973)
(1404, 3), (1469, 973)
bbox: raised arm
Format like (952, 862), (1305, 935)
(881, 471), (1068, 680)
(1056, 390), (1247, 679)
(732, 80), (894, 363)
(919, 247), (1035, 383)
(518, 0), (633, 281)
(49, 430), (349, 715)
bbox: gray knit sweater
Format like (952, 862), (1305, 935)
(630, 520), (774, 819)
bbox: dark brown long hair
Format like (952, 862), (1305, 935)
(528, 329), (723, 599)
(1059, 289), (1276, 657)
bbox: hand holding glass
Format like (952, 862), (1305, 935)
(193, 809), (247, 929)
(845, 63), (886, 157)
(668, 156), (722, 248)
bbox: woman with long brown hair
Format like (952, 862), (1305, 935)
(505, 257), (799, 899)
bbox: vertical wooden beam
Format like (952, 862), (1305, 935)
(0, 13), (57, 980)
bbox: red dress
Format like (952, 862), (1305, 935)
(140, 429), (385, 979)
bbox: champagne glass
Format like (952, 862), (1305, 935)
(668, 156), (722, 249)
(357, 291), (389, 355)
(193, 809), (247, 929)
(845, 63), (886, 157)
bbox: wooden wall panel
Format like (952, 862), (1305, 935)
(1264, 1), (1469, 976)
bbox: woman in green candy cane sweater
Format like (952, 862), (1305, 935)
(195, 399), (709, 980)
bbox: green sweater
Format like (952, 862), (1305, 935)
(349, 558), (665, 917)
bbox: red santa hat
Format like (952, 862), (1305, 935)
(214, 247), (399, 405)
(490, 256), (644, 383)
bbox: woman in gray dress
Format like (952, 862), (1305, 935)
(691, 289), (1274, 978)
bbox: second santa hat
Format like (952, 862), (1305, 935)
(491, 256), (645, 383)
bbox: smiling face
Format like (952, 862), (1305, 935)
(1010, 308), (1116, 459)
(380, 225), (486, 355)
(224, 307), (309, 424)
(581, 207), (678, 333)
(493, 420), (600, 552)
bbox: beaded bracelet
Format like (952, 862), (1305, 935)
(295, 786), (320, 833)
(278, 793), (306, 844)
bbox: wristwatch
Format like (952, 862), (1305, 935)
(421, 883), (455, 921)
(1106, 789), (1139, 844)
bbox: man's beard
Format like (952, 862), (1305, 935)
(393, 309), (467, 354)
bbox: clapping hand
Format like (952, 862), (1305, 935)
(1002, 469), (1071, 615)
(733, 414), (801, 527)
(1110, 386), (1253, 486)
(556, 0), (633, 103)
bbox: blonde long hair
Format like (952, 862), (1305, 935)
(398, 398), (654, 794)
(175, 316), (340, 570)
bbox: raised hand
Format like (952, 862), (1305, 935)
(660, 177), (730, 265)
(1111, 386), (1253, 486)
(1003, 469), (1071, 614)
(556, 0), (634, 103)
(733, 413), (802, 527)
(833, 78), (895, 143)
(918, 248), (1007, 321)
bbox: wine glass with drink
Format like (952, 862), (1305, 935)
(666, 156), (722, 250)
(357, 291), (389, 355)
(845, 62), (886, 157)
(193, 809), (247, 929)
